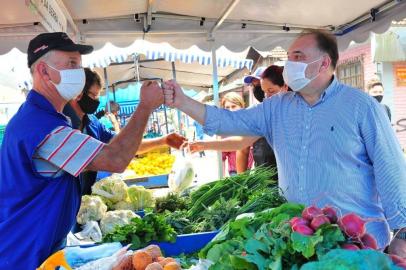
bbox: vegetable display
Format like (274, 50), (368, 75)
(187, 167), (278, 219)
(199, 202), (405, 270)
(162, 167), (284, 235)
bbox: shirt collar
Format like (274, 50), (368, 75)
(293, 76), (338, 104)
(27, 90), (70, 121)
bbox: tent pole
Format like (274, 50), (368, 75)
(211, 45), (224, 179)
(112, 84), (116, 102)
(104, 67), (111, 113)
(171, 61), (183, 134)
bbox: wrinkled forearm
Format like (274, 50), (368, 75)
(87, 104), (153, 172)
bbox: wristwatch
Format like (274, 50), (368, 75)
(394, 229), (406, 240)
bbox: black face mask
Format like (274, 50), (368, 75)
(253, 85), (265, 102)
(78, 94), (100, 114)
(373, 95), (383, 103)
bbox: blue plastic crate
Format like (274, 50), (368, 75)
(76, 231), (218, 256)
(124, 174), (168, 188)
(155, 231), (219, 256)
(96, 172), (169, 189)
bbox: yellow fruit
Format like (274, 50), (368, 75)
(126, 153), (176, 176)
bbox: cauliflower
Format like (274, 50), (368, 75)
(77, 195), (108, 225)
(91, 175), (128, 206)
(127, 185), (155, 210)
(100, 210), (140, 234)
(112, 200), (135, 211)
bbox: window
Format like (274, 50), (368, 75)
(337, 56), (364, 90)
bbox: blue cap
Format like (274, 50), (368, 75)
(243, 66), (267, 84)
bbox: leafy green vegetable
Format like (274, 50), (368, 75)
(237, 186), (287, 215)
(291, 232), (323, 259)
(300, 249), (402, 270)
(155, 192), (190, 213)
(188, 166), (277, 219)
(164, 210), (195, 234)
(200, 202), (369, 269)
(102, 212), (176, 249)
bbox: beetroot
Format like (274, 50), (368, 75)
(360, 233), (378, 250)
(341, 243), (360, 250)
(290, 217), (309, 227)
(322, 206), (338, 223)
(310, 215), (331, 231)
(397, 262), (406, 270)
(390, 254), (406, 265)
(338, 213), (366, 238)
(302, 206), (323, 221)
(292, 224), (314, 235)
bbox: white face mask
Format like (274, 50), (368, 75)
(283, 57), (322, 92)
(47, 64), (85, 101)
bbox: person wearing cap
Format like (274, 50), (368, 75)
(0, 32), (165, 269)
(164, 29), (406, 255)
(188, 65), (288, 174)
(63, 68), (186, 196)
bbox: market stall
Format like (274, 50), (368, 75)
(2, 1), (406, 270)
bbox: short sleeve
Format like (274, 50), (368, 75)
(33, 126), (105, 177)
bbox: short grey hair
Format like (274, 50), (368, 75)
(30, 50), (55, 75)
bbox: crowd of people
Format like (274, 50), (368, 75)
(0, 28), (406, 270)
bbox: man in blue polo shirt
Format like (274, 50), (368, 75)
(0, 32), (165, 270)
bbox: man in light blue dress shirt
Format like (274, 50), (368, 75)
(163, 29), (406, 256)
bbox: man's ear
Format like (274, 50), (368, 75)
(321, 55), (332, 72)
(37, 62), (51, 81)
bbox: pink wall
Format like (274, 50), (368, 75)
(392, 62), (406, 150)
(338, 43), (376, 91)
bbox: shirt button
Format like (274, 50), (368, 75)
(300, 165), (304, 169)
(303, 146), (306, 149)
(305, 125), (309, 129)
(308, 108), (312, 111)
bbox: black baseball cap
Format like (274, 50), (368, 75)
(27, 32), (93, 68)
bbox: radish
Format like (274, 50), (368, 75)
(341, 243), (360, 250)
(322, 206), (338, 223)
(338, 213), (366, 238)
(360, 233), (378, 250)
(292, 224), (314, 235)
(310, 215), (331, 231)
(290, 217), (309, 227)
(302, 206), (323, 221)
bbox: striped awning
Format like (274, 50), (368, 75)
(82, 40), (253, 70)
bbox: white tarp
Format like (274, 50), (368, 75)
(1, 0), (406, 54)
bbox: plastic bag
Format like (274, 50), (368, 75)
(73, 246), (130, 270)
(168, 152), (195, 193)
(61, 243), (124, 269)
(74, 221), (103, 243)
(186, 259), (213, 270)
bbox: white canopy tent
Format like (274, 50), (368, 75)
(1, 0), (406, 54)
